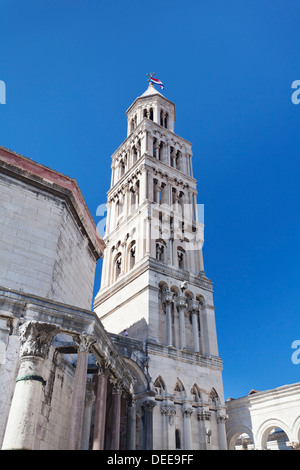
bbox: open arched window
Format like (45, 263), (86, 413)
(177, 247), (185, 269)
(209, 388), (219, 406)
(174, 379), (186, 401)
(191, 384), (202, 403)
(156, 239), (166, 262)
(114, 253), (122, 281)
(154, 376), (166, 396)
(129, 241), (136, 270)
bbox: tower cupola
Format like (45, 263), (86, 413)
(126, 82), (176, 136)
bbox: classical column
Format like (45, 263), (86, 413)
(161, 401), (176, 449)
(162, 290), (173, 347)
(197, 408), (211, 450)
(188, 300), (200, 353)
(92, 361), (110, 450)
(126, 395), (136, 450)
(176, 296), (187, 350)
(142, 398), (157, 449)
(67, 333), (95, 450)
(217, 410), (228, 450)
(110, 379), (123, 450)
(2, 321), (59, 450)
(80, 380), (95, 450)
(182, 405), (193, 450)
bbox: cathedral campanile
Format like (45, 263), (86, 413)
(94, 81), (227, 450)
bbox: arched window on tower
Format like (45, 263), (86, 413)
(129, 241), (136, 270)
(174, 379), (186, 402)
(177, 247), (185, 269)
(154, 376), (166, 397)
(114, 253), (122, 281)
(156, 239), (166, 262)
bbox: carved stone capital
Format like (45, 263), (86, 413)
(110, 377), (124, 394)
(74, 332), (96, 353)
(182, 405), (193, 418)
(217, 411), (228, 423)
(19, 321), (59, 359)
(142, 399), (157, 412)
(175, 295), (187, 310)
(188, 299), (199, 314)
(162, 290), (173, 305)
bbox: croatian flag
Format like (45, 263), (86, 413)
(150, 77), (164, 90)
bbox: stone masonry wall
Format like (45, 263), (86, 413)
(0, 173), (96, 309)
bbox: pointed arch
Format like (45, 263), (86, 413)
(174, 378), (186, 400)
(154, 375), (166, 396)
(209, 387), (219, 406)
(190, 384), (202, 403)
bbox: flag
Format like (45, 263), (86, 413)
(150, 77), (164, 90)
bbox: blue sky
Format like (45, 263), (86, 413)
(1, 0), (300, 400)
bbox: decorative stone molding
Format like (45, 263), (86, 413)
(19, 321), (59, 359)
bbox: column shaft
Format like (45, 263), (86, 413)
(92, 369), (109, 450)
(67, 349), (89, 450)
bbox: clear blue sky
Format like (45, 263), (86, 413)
(1, 0), (300, 400)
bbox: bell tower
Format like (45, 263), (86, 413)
(94, 81), (227, 449)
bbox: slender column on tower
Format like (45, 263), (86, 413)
(188, 300), (200, 353)
(2, 321), (59, 450)
(142, 398), (157, 449)
(176, 296), (187, 350)
(217, 410), (228, 450)
(162, 290), (173, 347)
(182, 405), (193, 450)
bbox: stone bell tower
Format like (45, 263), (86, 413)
(94, 81), (227, 450)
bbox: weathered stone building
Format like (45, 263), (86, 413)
(0, 83), (227, 450)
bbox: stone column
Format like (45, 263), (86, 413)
(67, 333), (95, 450)
(126, 395), (136, 450)
(92, 361), (110, 450)
(188, 300), (200, 353)
(162, 290), (173, 347)
(142, 398), (156, 450)
(176, 296), (187, 350)
(80, 380), (95, 450)
(110, 379), (123, 450)
(161, 401), (176, 449)
(182, 405), (193, 450)
(2, 321), (59, 450)
(197, 408), (211, 450)
(217, 410), (228, 450)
